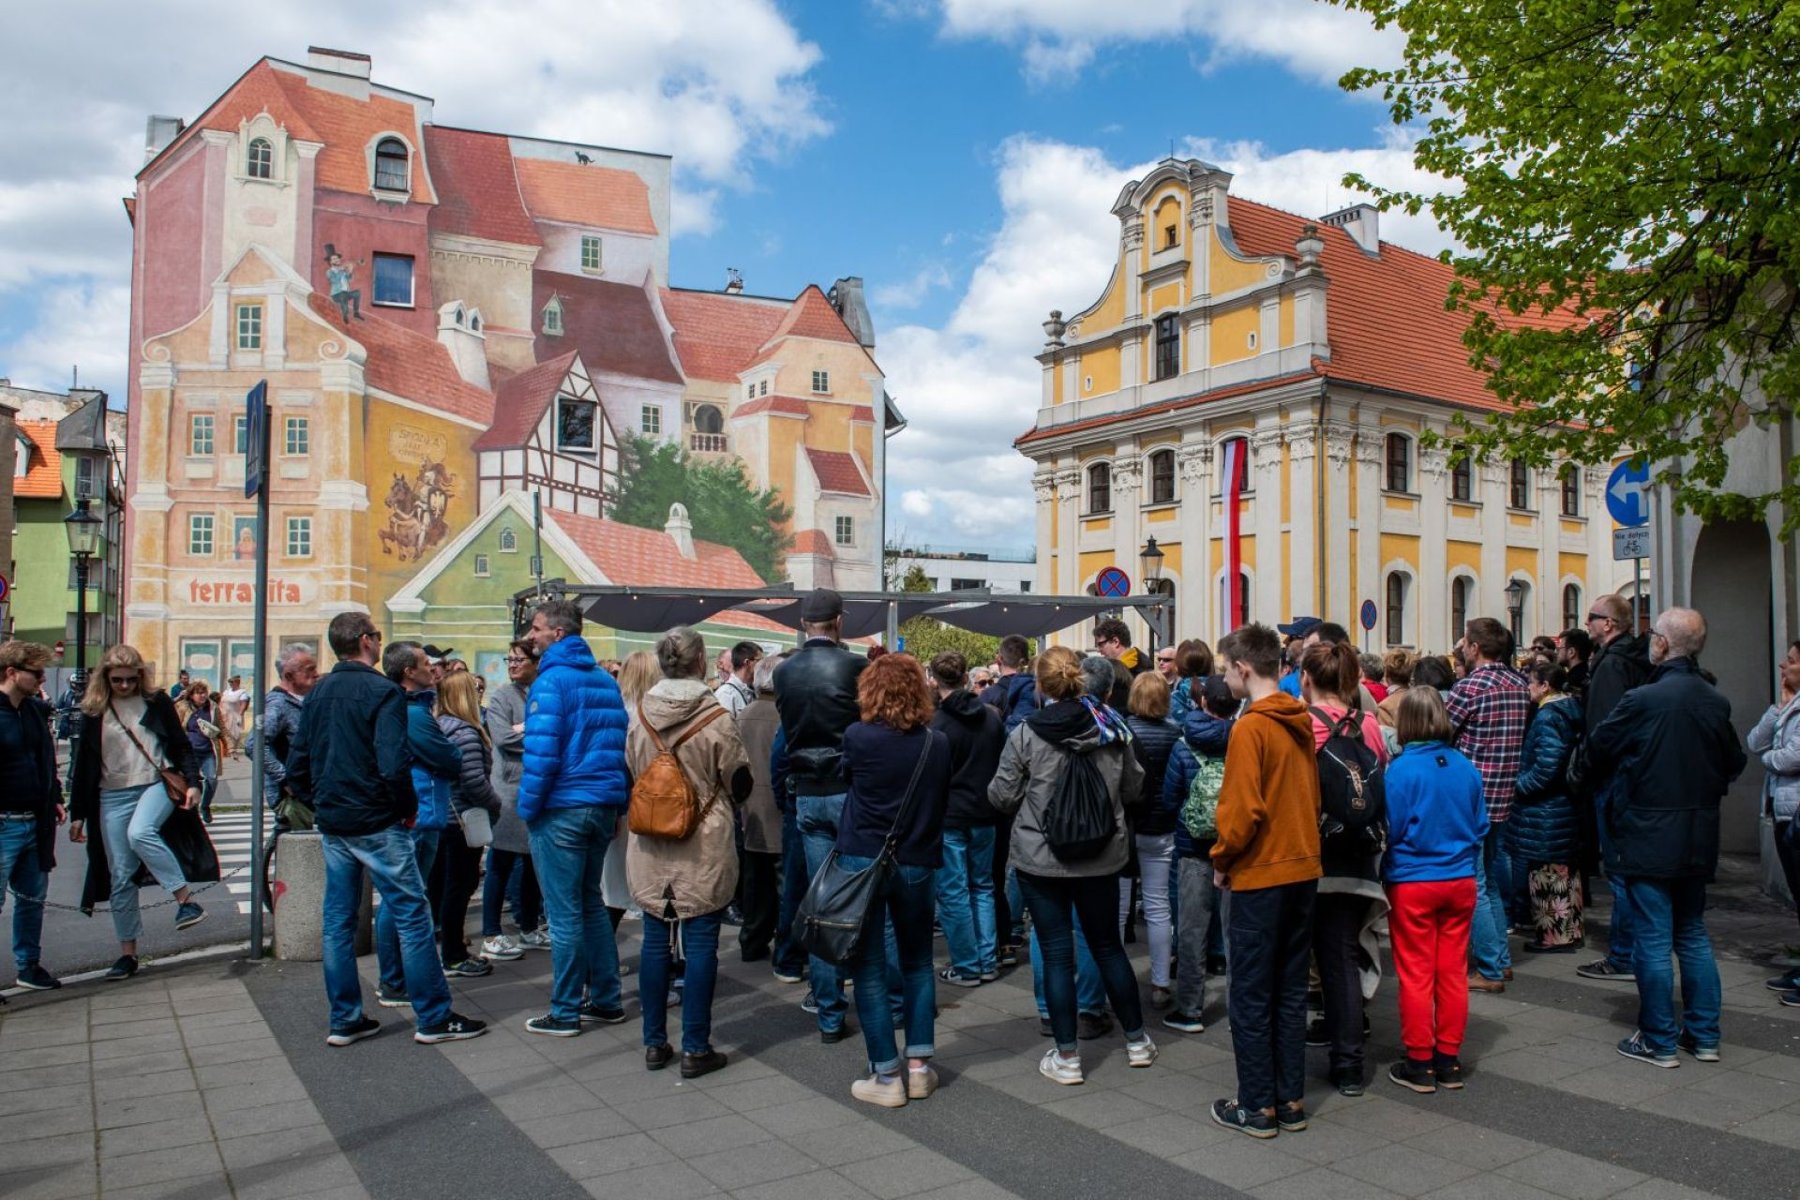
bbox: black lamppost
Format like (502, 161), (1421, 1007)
(64, 496), (102, 692)
(1504, 577), (1526, 652)
(1140, 537), (1166, 651)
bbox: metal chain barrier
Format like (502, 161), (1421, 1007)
(11, 859), (255, 914)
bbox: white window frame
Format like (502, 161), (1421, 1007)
(283, 416), (309, 456)
(580, 235), (602, 272)
(246, 137), (273, 180)
(285, 516), (312, 559)
(811, 370), (830, 394)
(188, 513), (215, 557)
(640, 405), (662, 436)
(834, 514), (855, 547)
(235, 303), (262, 350)
(542, 297), (563, 336)
(190, 414), (215, 456)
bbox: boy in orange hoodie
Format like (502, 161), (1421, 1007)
(1209, 623), (1323, 1139)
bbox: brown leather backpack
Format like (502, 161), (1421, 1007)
(628, 702), (728, 840)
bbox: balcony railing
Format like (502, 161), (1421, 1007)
(690, 432), (729, 453)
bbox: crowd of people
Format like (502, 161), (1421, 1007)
(1, 584), (1795, 1135)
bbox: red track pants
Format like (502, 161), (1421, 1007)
(1386, 877), (1477, 1058)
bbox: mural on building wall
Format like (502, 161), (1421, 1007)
(323, 244), (365, 322)
(376, 421), (462, 563)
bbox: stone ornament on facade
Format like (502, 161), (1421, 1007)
(1032, 472), (1058, 503)
(1287, 429), (1319, 465)
(1251, 428), (1285, 477)
(1177, 443), (1213, 482)
(1421, 443), (1451, 480)
(1112, 458), (1142, 494)
(1054, 468), (1083, 501)
(1353, 429), (1384, 466)
(1122, 218), (1146, 252)
(1324, 423), (1357, 467)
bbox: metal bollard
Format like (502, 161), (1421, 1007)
(272, 831), (372, 960)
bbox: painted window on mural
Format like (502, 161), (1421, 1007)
(235, 303), (262, 350)
(284, 417), (309, 456)
(499, 527), (518, 553)
(373, 137), (409, 191)
(188, 513), (215, 556)
(190, 414), (215, 456)
(474, 553), (490, 577)
(811, 370), (830, 394)
(581, 236), (602, 271)
(835, 515), (855, 546)
(233, 415), (248, 455)
(640, 405), (661, 435)
(246, 137), (273, 179)
(372, 253), (414, 306)
(542, 297), (563, 336)
(286, 516), (312, 558)
(557, 397), (596, 451)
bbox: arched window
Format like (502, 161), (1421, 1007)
(1509, 460), (1532, 510)
(1087, 462), (1111, 514)
(1560, 465), (1581, 517)
(498, 527), (518, 553)
(1450, 575), (1471, 643)
(1386, 572), (1409, 646)
(1562, 583), (1582, 632)
(1148, 449), (1175, 505)
(1220, 570), (1251, 632)
(373, 137), (410, 192)
(246, 137), (273, 180)
(694, 404), (723, 434)
(1450, 448), (1473, 502)
(1154, 314), (1180, 381)
(1385, 433), (1411, 493)
(541, 296), (563, 336)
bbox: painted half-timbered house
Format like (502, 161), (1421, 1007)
(473, 351), (620, 518)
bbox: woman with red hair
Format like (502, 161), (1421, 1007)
(836, 653), (953, 1108)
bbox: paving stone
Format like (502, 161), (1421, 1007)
(702, 1072), (816, 1112)
(7, 1106), (96, 1142)
(99, 1115), (216, 1158)
(99, 1142), (226, 1189)
(622, 1088), (734, 1132)
(106, 1173), (236, 1200)
(0, 1042), (88, 1068)
(90, 1032), (186, 1060)
(783, 1120), (916, 1169)
(837, 1147), (975, 1200)
(911, 1181), (1025, 1200)
(576, 1160), (721, 1199)
(549, 1132), (677, 1180)
(516, 1107), (638, 1149)
(97, 1092), (206, 1131)
(1250, 1165), (1408, 1200)
(0, 1131), (93, 1173)
(95, 1067), (196, 1102)
(0, 1083), (90, 1116)
(1037, 1088), (1163, 1130)
(646, 1111), (771, 1159)
(1171, 1138), (1313, 1190)
(1402, 1120), (1545, 1171)
(0, 1163), (98, 1200)
(207, 1098), (319, 1140)
(490, 1080), (608, 1123)
(1423, 1176), (1567, 1200)
(730, 1168), (881, 1200)
(1098, 1109), (1231, 1158)
(1334, 1143), (1482, 1197)
(745, 1095), (866, 1138)
(215, 1124), (338, 1170)
(1610, 1180), (1733, 1200)
(687, 1140), (820, 1190)
(230, 1152), (361, 1200)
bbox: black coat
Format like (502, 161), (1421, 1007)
(1512, 695), (1583, 865)
(772, 638), (867, 796)
(1588, 658), (1747, 880)
(284, 661), (418, 836)
(68, 693), (216, 914)
(3, 696), (63, 870)
(931, 690), (1005, 830)
(1125, 715), (1181, 836)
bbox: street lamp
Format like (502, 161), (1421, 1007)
(1504, 577), (1526, 649)
(1140, 538), (1166, 651)
(64, 496), (102, 691)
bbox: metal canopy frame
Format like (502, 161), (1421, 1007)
(510, 581), (1172, 644)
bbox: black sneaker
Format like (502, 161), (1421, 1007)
(1576, 959), (1634, 982)
(1332, 1072), (1366, 1098)
(1676, 1033), (1720, 1063)
(326, 1017), (381, 1047)
(1764, 972), (1800, 993)
(103, 955), (138, 982)
(445, 958), (493, 978)
(1779, 989), (1800, 1009)
(1277, 1104), (1308, 1132)
(1210, 1098), (1278, 1139)
(1206, 955), (1229, 977)
(645, 1044), (674, 1070)
(1616, 1031), (1678, 1068)
(1433, 1055), (1465, 1089)
(15, 964), (61, 991)
(1389, 1058), (1438, 1093)
(416, 1012), (489, 1044)
(997, 945), (1019, 968)
(174, 901), (206, 931)
(938, 966), (983, 988)
(1077, 1012), (1113, 1040)
(820, 1026), (851, 1044)
(524, 1014), (582, 1038)
(375, 985), (412, 1009)
(577, 1002), (627, 1025)
(1163, 1010), (1205, 1034)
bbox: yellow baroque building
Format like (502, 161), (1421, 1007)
(1018, 158), (1622, 653)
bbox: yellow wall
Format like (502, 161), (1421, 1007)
(1080, 345), (1121, 396)
(1085, 262), (1127, 332)
(1145, 508), (1177, 525)
(1082, 517), (1113, 535)
(1560, 518), (1585, 537)
(1447, 541), (1482, 575)
(362, 402), (478, 598)
(1449, 502), (1480, 522)
(1079, 549), (1114, 583)
(1210, 237), (1270, 294)
(1209, 307), (1258, 366)
(1383, 495), (1419, 515)
(1559, 551), (1587, 580)
(1148, 284), (1182, 315)
(1506, 546), (1537, 579)
(1380, 532), (1420, 567)
(1508, 512), (1537, 531)
(1278, 295), (1294, 348)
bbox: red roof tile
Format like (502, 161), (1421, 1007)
(804, 448), (870, 497)
(548, 507), (764, 589)
(309, 296), (495, 425)
(733, 395), (809, 418)
(424, 127), (540, 246)
(513, 157), (656, 236)
(13, 421), (63, 499)
(534, 272), (682, 385)
(789, 529), (835, 558)
(776, 285), (862, 344)
(189, 61), (321, 144)
(472, 351), (579, 450)
(659, 289), (790, 382)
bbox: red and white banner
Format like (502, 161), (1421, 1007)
(1220, 438), (1246, 631)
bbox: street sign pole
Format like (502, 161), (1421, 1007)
(245, 381), (269, 961)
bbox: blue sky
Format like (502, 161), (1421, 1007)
(0, 0), (1440, 556)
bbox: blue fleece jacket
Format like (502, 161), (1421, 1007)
(1381, 740), (1490, 883)
(404, 689), (461, 831)
(517, 634), (629, 825)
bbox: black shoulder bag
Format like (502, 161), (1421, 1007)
(791, 738), (932, 966)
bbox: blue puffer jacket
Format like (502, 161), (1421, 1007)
(404, 690), (461, 831)
(517, 634), (629, 825)
(1163, 709), (1233, 858)
(1512, 694), (1584, 866)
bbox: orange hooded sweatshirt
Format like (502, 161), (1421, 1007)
(1210, 691), (1323, 891)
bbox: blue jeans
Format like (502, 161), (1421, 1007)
(0, 817), (46, 972)
(640, 909), (723, 1055)
(1006, 866), (1026, 942)
(1030, 911), (1106, 1019)
(1018, 871), (1145, 1053)
(1470, 824), (1514, 980)
(323, 827), (451, 1030)
(842, 856), (937, 1074)
(1626, 877), (1720, 1054)
(377, 827), (440, 994)
(775, 808), (809, 977)
(197, 752), (218, 812)
(796, 793), (848, 1031)
(936, 826), (997, 976)
(529, 805), (624, 1022)
(481, 848), (541, 938)
(1595, 819), (1635, 970)
(99, 784), (189, 944)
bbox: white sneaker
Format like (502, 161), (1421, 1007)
(851, 1073), (908, 1108)
(1127, 1035), (1158, 1069)
(1039, 1048), (1084, 1086)
(482, 935), (524, 961)
(517, 930), (551, 951)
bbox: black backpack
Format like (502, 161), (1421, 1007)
(1309, 706), (1386, 853)
(1043, 744), (1118, 861)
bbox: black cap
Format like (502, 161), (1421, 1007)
(422, 644), (455, 663)
(1276, 616), (1321, 638)
(800, 588), (844, 623)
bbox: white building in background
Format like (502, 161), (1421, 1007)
(886, 549), (1037, 594)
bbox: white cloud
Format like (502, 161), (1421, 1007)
(900, 490), (935, 518)
(0, 282), (132, 394)
(871, 264), (953, 311)
(932, 0), (1402, 87)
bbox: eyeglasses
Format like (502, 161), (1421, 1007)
(361, 629), (383, 643)
(11, 666), (44, 680)
(1586, 612), (1609, 623)
(504, 656), (527, 665)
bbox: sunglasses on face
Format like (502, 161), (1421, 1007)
(108, 676), (138, 686)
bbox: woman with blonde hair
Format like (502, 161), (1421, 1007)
(68, 646), (219, 981)
(435, 671), (503, 974)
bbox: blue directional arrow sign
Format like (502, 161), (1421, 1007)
(1605, 459), (1650, 528)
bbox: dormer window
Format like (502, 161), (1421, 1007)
(1163, 224), (1178, 249)
(373, 137), (409, 192)
(246, 138), (273, 180)
(542, 296), (563, 336)
(580, 236), (602, 272)
(557, 395), (597, 453)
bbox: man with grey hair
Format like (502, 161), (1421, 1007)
(1082, 655), (1121, 707)
(259, 645), (319, 810)
(1587, 607), (1746, 1067)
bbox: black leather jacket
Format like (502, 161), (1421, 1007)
(773, 638), (867, 796)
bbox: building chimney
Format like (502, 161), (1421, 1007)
(436, 301), (490, 391)
(144, 115), (185, 162)
(828, 276), (876, 348)
(1320, 203), (1380, 255)
(307, 47), (372, 79)
(724, 268), (744, 295)
(665, 502), (697, 560)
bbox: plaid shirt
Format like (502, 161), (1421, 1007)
(1446, 663), (1532, 823)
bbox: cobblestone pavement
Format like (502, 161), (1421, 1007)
(3, 861), (1797, 1200)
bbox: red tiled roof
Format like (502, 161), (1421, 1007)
(789, 529), (835, 558)
(733, 395), (809, 418)
(775, 285), (861, 344)
(548, 507), (764, 589)
(309, 296), (495, 425)
(805, 448), (870, 497)
(13, 421), (63, 499)
(1017, 370), (1319, 448)
(535, 272), (682, 385)
(513, 157), (656, 236)
(659, 288), (789, 382)
(423, 127), (540, 247)
(473, 351), (579, 450)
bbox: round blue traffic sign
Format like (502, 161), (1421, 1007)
(1605, 460), (1651, 528)
(0, 574), (9, 603)
(1360, 599), (1378, 631)
(1095, 566), (1131, 598)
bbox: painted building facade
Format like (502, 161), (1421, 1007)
(122, 48), (889, 685)
(1018, 158), (1628, 653)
